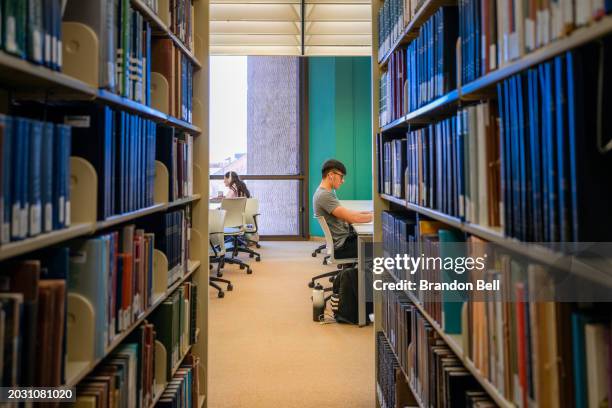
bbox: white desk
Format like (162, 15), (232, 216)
(342, 199), (373, 327)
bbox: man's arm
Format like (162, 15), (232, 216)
(331, 206), (373, 224)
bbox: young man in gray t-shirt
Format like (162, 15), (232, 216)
(313, 159), (373, 259)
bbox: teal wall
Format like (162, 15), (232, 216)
(308, 57), (372, 236)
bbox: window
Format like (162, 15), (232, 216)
(210, 56), (306, 237)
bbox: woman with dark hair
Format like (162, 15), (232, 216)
(224, 171), (251, 198)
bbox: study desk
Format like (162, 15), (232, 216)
(340, 199), (373, 327)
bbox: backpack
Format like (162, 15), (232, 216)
(329, 267), (358, 324)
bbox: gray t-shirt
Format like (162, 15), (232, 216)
(313, 187), (350, 248)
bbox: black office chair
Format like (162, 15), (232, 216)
(308, 216), (357, 288)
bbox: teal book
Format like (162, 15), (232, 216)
(438, 229), (465, 334)
(571, 313), (589, 408)
(26, 0), (43, 64)
(3, 0), (26, 57)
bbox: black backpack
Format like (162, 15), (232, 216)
(329, 267), (358, 324)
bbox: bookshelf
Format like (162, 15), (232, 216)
(0, 0), (209, 406)
(379, 14), (612, 133)
(373, 0), (612, 406)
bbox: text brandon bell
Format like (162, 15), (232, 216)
(373, 279), (501, 292)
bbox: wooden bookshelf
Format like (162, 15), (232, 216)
(378, 0), (457, 66)
(379, 330), (426, 408)
(380, 194), (612, 287)
(66, 259), (201, 387)
(378, 15), (612, 133)
(0, 0), (209, 404)
(383, 271), (514, 408)
(131, 0), (203, 69)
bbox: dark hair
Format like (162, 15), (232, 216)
(225, 171), (251, 198)
(321, 159), (346, 178)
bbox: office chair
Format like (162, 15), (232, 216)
(238, 198), (262, 261)
(221, 198), (253, 274)
(311, 242), (331, 265)
(209, 209), (233, 298)
(308, 216), (357, 288)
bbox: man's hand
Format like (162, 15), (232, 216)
(331, 206), (373, 224)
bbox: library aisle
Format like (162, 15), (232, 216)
(208, 241), (374, 408)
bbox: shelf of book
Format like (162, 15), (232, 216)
(149, 342), (195, 406)
(65, 259), (201, 387)
(384, 271), (514, 407)
(379, 330), (426, 408)
(0, 223), (93, 262)
(380, 195), (612, 288)
(130, 0), (203, 70)
(379, 16), (612, 133)
(461, 14), (612, 99)
(378, 0), (457, 66)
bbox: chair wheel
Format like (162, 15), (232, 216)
(217, 272), (223, 277)
(227, 284), (233, 291)
(308, 281), (315, 288)
(249, 253), (254, 258)
(218, 291), (225, 298)
(247, 268), (253, 274)
(311, 252), (317, 257)
(240, 264), (245, 270)
(256, 244), (261, 248)
(255, 256), (261, 262)
(323, 259), (328, 265)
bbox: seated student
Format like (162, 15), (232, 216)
(224, 171), (251, 198)
(313, 159), (372, 259)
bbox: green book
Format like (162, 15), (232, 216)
(438, 229), (465, 335)
(4, 0), (26, 57)
(26, 0), (43, 64)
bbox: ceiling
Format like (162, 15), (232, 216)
(209, 1), (372, 56)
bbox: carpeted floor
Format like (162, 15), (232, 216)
(208, 241), (375, 408)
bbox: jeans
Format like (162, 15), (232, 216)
(334, 233), (358, 259)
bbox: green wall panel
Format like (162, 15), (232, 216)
(308, 57), (372, 236)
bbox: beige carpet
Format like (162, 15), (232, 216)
(208, 241), (375, 408)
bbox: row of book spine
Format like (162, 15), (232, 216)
(377, 0), (425, 61)
(157, 355), (200, 408)
(157, 127), (195, 202)
(152, 38), (195, 122)
(76, 323), (157, 408)
(381, 33), (612, 240)
(379, 7), (458, 125)
(381, 210), (612, 407)
(380, 287), (496, 407)
(0, 114), (71, 245)
(1, 0), (64, 70)
(460, 0), (612, 85)
(170, 0), (195, 51)
(62, 0), (195, 122)
(376, 332), (403, 408)
(151, 280), (198, 382)
(153, 209), (191, 286)
(53, 104), (157, 220)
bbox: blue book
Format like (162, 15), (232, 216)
(28, 120), (43, 237)
(555, 56), (571, 243)
(145, 22), (152, 106)
(55, 124), (71, 229)
(0, 114), (13, 244)
(544, 62), (558, 241)
(566, 51), (579, 242)
(11, 118), (29, 240)
(41, 122), (54, 233)
(509, 77), (520, 239)
(538, 64), (551, 242)
(606, 0), (612, 12)
(516, 74), (528, 241)
(528, 69), (543, 242)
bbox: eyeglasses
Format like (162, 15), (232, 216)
(331, 171), (345, 181)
